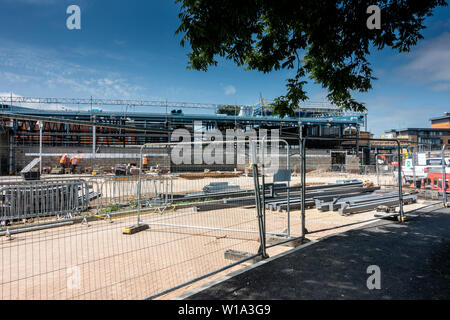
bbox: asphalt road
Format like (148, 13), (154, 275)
(187, 205), (450, 300)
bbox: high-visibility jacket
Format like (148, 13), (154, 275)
(60, 155), (68, 164)
(142, 157), (148, 165)
(70, 157), (79, 166)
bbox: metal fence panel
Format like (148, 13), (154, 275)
(0, 180), (89, 222)
(2, 135), (444, 300)
(0, 140), (267, 300)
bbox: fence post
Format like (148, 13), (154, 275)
(251, 140), (268, 259)
(286, 143), (290, 237)
(442, 144), (448, 206)
(396, 140), (405, 221)
(301, 137), (306, 239)
(375, 154), (380, 187)
(137, 144), (145, 225)
(260, 139), (266, 242)
(412, 150), (416, 188)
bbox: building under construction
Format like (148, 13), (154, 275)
(0, 97), (369, 174)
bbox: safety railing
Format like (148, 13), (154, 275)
(86, 175), (174, 219)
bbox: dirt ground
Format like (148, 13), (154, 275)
(0, 171), (417, 300)
(0, 200), (427, 300)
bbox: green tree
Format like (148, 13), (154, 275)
(176, 0), (447, 117)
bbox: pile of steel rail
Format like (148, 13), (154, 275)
(264, 183), (380, 212)
(187, 180), (417, 216)
(190, 181), (377, 212)
(315, 191), (417, 216)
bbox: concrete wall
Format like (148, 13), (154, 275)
(10, 144), (368, 175)
(305, 149), (332, 172)
(12, 146), (170, 173)
(345, 155), (361, 173)
(234, 149), (332, 172)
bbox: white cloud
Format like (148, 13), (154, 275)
(0, 71), (39, 83)
(431, 82), (450, 92)
(0, 0), (58, 4)
(0, 39), (146, 100)
(224, 85), (236, 95)
(0, 92), (70, 111)
(362, 95), (446, 137)
(399, 32), (450, 91)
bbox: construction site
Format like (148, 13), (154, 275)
(0, 96), (449, 300)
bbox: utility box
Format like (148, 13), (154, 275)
(114, 164), (127, 176)
(22, 171), (40, 181)
(20, 158), (41, 180)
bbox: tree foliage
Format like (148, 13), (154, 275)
(175, 0), (447, 117)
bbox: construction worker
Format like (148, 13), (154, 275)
(70, 156), (79, 174)
(142, 156), (148, 169)
(59, 154), (69, 174)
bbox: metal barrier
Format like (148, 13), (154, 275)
(89, 175), (173, 218)
(0, 180), (90, 222)
(259, 137), (298, 249)
(134, 140), (271, 299)
(0, 175), (177, 223)
(299, 136), (407, 241)
(3, 135), (444, 300)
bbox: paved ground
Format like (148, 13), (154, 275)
(187, 205), (450, 300)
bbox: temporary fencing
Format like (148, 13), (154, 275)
(1, 133), (446, 300)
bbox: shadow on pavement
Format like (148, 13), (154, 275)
(187, 207), (450, 300)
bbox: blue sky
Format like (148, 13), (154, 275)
(0, 0), (449, 136)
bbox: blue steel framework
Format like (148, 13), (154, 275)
(0, 97), (367, 174)
(0, 98), (366, 146)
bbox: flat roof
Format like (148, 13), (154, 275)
(0, 105), (365, 125)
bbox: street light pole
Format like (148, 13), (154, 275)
(38, 121), (43, 174)
(442, 144), (448, 206)
(298, 111), (303, 176)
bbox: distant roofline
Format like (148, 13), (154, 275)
(385, 127), (450, 133)
(430, 113), (450, 122)
(0, 104), (365, 125)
